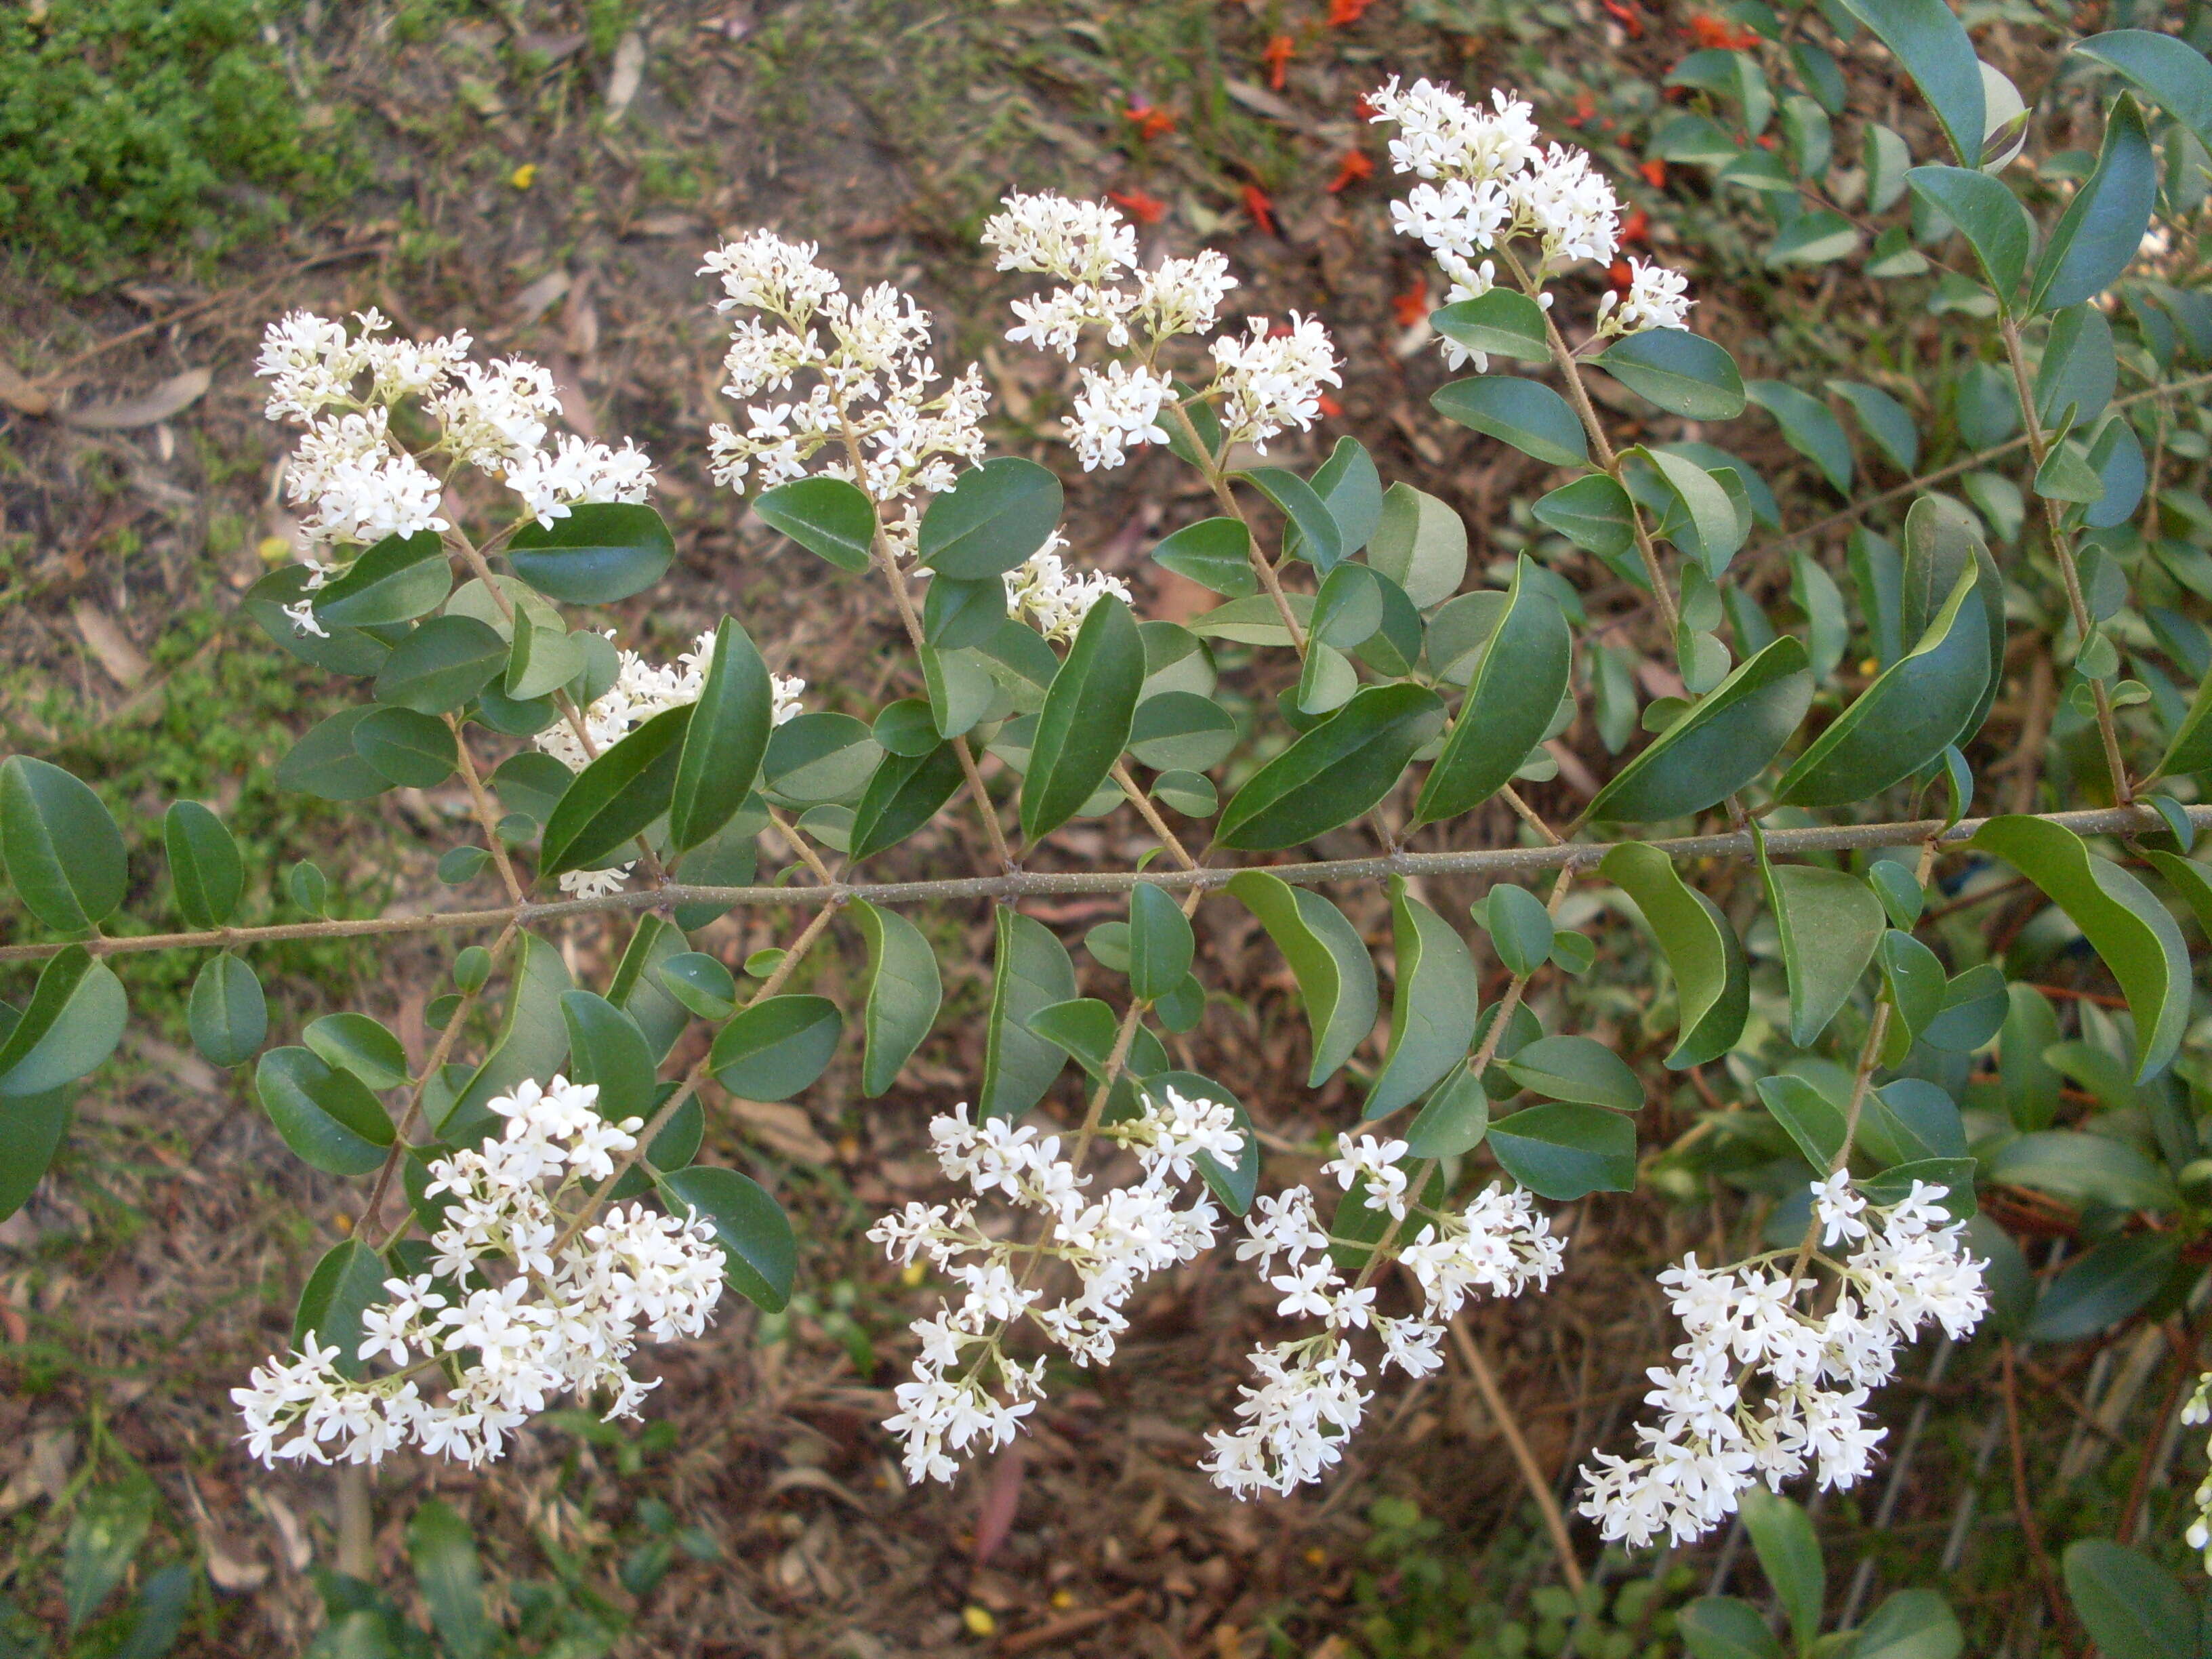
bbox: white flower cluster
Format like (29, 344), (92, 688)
(999, 535), (1133, 643)
(1578, 1175), (1988, 1549)
(983, 191), (1339, 463)
(1204, 1158), (1563, 1498)
(1367, 79), (1694, 346)
(536, 628), (805, 774)
(700, 231), (989, 506)
(255, 310), (658, 573)
(2182, 1376), (2212, 1572)
(232, 1078), (725, 1469)
(868, 1085), (1242, 1484)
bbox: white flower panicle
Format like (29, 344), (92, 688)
(1578, 1177), (1988, 1550)
(1368, 79), (1694, 344)
(700, 231), (988, 504)
(1205, 1175), (1562, 1498)
(535, 628), (804, 774)
(1067, 361), (1176, 471)
(1000, 535), (1134, 643)
(1208, 314), (1343, 453)
(231, 1078), (725, 1470)
(869, 1084), (1241, 1485)
(504, 434), (657, 529)
(2182, 1374), (2212, 1571)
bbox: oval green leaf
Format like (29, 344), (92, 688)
(1, 756), (125, 933)
(1020, 595), (1144, 844)
(1586, 637), (1812, 823)
(920, 457), (1063, 579)
(656, 1165), (796, 1311)
(755, 476), (876, 573)
(1364, 882), (1481, 1120)
(1601, 842), (1750, 1069)
(1218, 684), (1445, 851)
(508, 503), (675, 602)
(670, 617), (773, 853)
(709, 994), (843, 1101)
(539, 703), (693, 876)
(1431, 376), (1590, 468)
(851, 899), (941, 1097)
(1414, 556), (1570, 824)
(1225, 870), (1380, 1087)
(1598, 329), (1747, 419)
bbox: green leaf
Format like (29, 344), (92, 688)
(1746, 381), (1853, 492)
(1151, 517), (1256, 597)
(313, 530), (450, 627)
(1431, 376), (1589, 468)
(293, 1236), (386, 1380)
(1128, 883), (1195, 1004)
(1365, 882), (1481, 1120)
(1303, 436), (1385, 557)
(848, 742), (965, 863)
(1586, 637), (1813, 822)
(2064, 1539), (2196, 1659)
(1776, 565), (1990, 805)
(2030, 1232), (2180, 1339)
(653, 951), (737, 1023)
(1900, 495), (2005, 744)
(754, 476), (876, 573)
(1836, 0), (1984, 163)
(438, 932), (572, 1143)
(1242, 466), (1344, 573)
(372, 615), (506, 715)
(1638, 446), (1748, 573)
(2035, 305), (2118, 430)
(1905, 165), (2032, 303)
(2075, 30), (2212, 157)
(1226, 871), (1379, 1087)
(1186, 590), (1316, 648)
(657, 1166), (796, 1311)
(350, 706), (457, 790)
(1599, 329), (1747, 419)
(303, 1012), (410, 1095)
(0, 946), (125, 1097)
(1876, 930), (1947, 1046)
(611, 916), (693, 1061)
(1972, 815), (2191, 1081)
(1533, 474), (1637, 558)
(1828, 379), (1921, 473)
(1406, 1061), (1489, 1157)
(1489, 1102), (1637, 1200)
(188, 954), (266, 1070)
(558, 991), (657, 1121)
(1853, 1589), (1963, 1659)
(1025, 998), (1169, 1080)
(508, 503), (674, 602)
(1921, 962), (2008, 1052)
(2033, 441), (2104, 504)
(1764, 209), (1861, 266)
(0, 1043), (69, 1222)
(1, 756), (125, 933)
(540, 703), (692, 876)
(1677, 1597), (1785, 1659)
(764, 711), (881, 806)
(1987, 1129), (2176, 1211)
(710, 994), (842, 1101)
(1020, 596), (1143, 844)
(980, 907), (1077, 1121)
(276, 708), (390, 802)
(1494, 1034), (1642, 1111)
(255, 1046), (393, 1175)
(920, 458), (1062, 579)
(922, 573), (1007, 649)
(1368, 483), (1469, 607)
(164, 800), (243, 930)
(1757, 1074), (1847, 1170)
(63, 1477), (155, 1637)
(1431, 289), (1551, 361)
(2030, 94), (2156, 313)
(1218, 684), (1445, 851)
(850, 899), (941, 1097)
(1740, 1487), (1823, 1654)
(1997, 982), (2063, 1130)
(1601, 843), (1750, 1068)
(1129, 692), (1237, 773)
(670, 618), (773, 853)
(1149, 1069), (1258, 1214)
(1762, 859), (1883, 1046)
(1480, 883), (1556, 980)
(114, 1563), (191, 1659)
(1414, 556), (1570, 824)
(408, 1500), (490, 1659)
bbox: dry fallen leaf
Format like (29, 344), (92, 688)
(63, 367), (212, 431)
(0, 1428), (75, 1513)
(71, 603), (150, 689)
(512, 270), (571, 324)
(605, 30), (645, 116)
(727, 1097), (836, 1162)
(0, 359), (51, 417)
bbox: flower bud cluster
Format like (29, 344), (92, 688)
(700, 231), (988, 507)
(1366, 78), (1694, 367)
(1000, 533), (1134, 643)
(1204, 1155), (1563, 1498)
(981, 191), (1340, 464)
(2181, 1376), (2212, 1570)
(232, 1078), (726, 1470)
(868, 1086), (1242, 1485)
(1578, 1174), (1988, 1549)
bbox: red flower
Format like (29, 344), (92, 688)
(1608, 259), (1634, 289)
(1353, 93), (1380, 120)
(1600, 0), (1644, 37)
(1316, 392), (1344, 417)
(1326, 150), (1375, 192)
(1123, 101), (1176, 140)
(1262, 33), (1295, 90)
(1108, 188), (1167, 225)
(1326, 0), (1376, 23)
(1571, 89), (1596, 126)
(1242, 182), (1279, 235)
(1391, 284), (1430, 327)
(1620, 206), (1650, 245)
(1687, 13), (1759, 47)
(1639, 158), (1668, 187)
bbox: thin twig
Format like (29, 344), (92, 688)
(2003, 1337), (2083, 1659)
(1446, 1307), (1589, 1596)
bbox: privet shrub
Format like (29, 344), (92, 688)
(8, 6), (2212, 1650)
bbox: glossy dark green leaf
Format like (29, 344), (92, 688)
(1775, 565), (1990, 805)
(921, 642), (997, 739)
(371, 615), (504, 716)
(0, 946), (126, 1097)
(2076, 30), (2212, 155)
(1905, 166), (2032, 302)
(407, 1500), (490, 1659)
(653, 950), (737, 1022)
(1128, 883), (1195, 1005)
(1971, 815), (2191, 1081)
(2035, 306), (2118, 431)
(293, 1237), (386, 1379)
(1218, 684), (1444, 851)
(1637, 447), (1748, 573)
(164, 801), (242, 930)
(1, 756), (125, 932)
(1746, 381), (1853, 492)
(245, 565), (390, 677)
(1226, 871), (1378, 1086)
(1406, 1061), (1488, 1158)
(851, 899), (941, 1097)
(1602, 843), (1750, 1069)
(1479, 883), (1555, 979)
(2030, 95), (2156, 313)
(764, 711), (881, 806)
(559, 991), (657, 1121)
(2064, 1538), (2197, 1659)
(0, 1057), (69, 1223)
(1494, 1034), (1643, 1111)
(1025, 998), (1169, 1081)
(2030, 1232), (2179, 1340)
(182, 953), (264, 1069)
(1599, 329), (1746, 419)
(980, 907), (1076, 1122)
(276, 708), (390, 802)
(437, 932), (572, 1143)
(1304, 436), (1384, 556)
(1431, 289), (1551, 362)
(1242, 466), (1344, 573)
(1827, 380), (1920, 473)
(1586, 637), (1812, 822)
(1837, 0), (1984, 163)
(1414, 556), (1570, 825)
(1431, 376), (1589, 468)
(848, 742), (965, 863)
(1877, 929), (1947, 1043)
(709, 994), (842, 1101)
(298, 1012), (404, 1092)
(1147, 1069), (1258, 1214)
(1128, 692), (1237, 774)
(657, 1166), (796, 1311)
(1152, 517), (1258, 598)
(1740, 1488), (1824, 1655)
(1988, 1129), (2175, 1211)
(920, 458), (1062, 579)
(508, 503), (674, 602)
(609, 916), (691, 1062)
(670, 618), (773, 853)
(1020, 596), (1143, 844)
(1900, 495), (2005, 744)
(1921, 962), (2009, 1052)
(351, 705), (457, 789)
(255, 1046), (393, 1175)
(1761, 858), (1883, 1046)
(1365, 882), (1481, 1120)
(1368, 484), (1469, 608)
(1997, 982), (2063, 1130)
(313, 530), (450, 628)
(1532, 474), (1637, 558)
(754, 476), (876, 573)
(1757, 1073), (1847, 1170)
(540, 703), (691, 876)
(1489, 1102), (1637, 1200)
